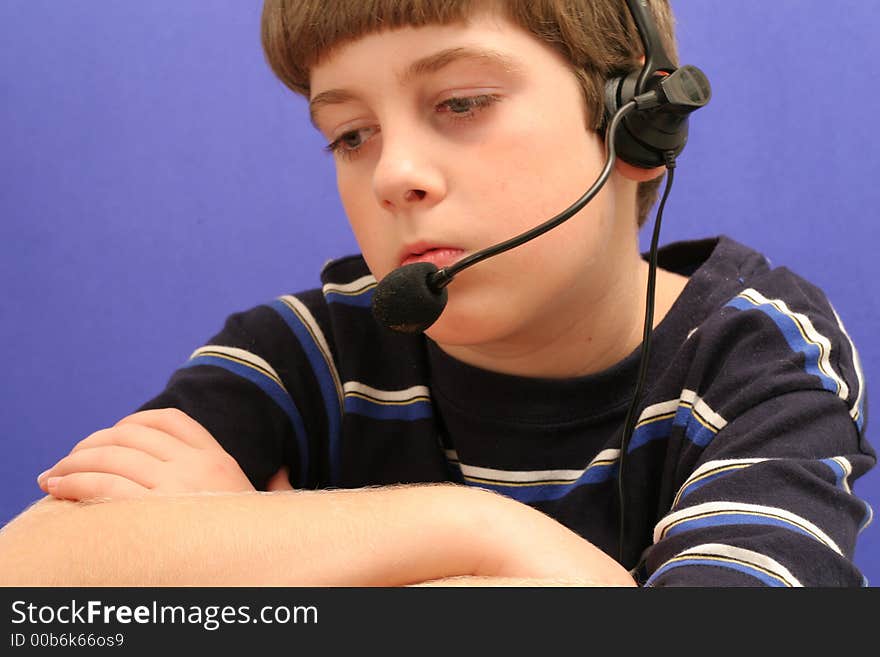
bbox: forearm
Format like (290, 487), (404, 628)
(0, 485), (486, 586)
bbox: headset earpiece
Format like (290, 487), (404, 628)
(604, 69), (690, 169)
(602, 0), (711, 169)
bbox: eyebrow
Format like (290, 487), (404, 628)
(308, 46), (523, 129)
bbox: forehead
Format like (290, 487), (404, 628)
(308, 44), (525, 127)
(306, 11), (562, 122)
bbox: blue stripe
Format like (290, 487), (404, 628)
(677, 470), (728, 502)
(673, 405), (716, 446)
(627, 416), (675, 452)
(664, 512), (820, 544)
(269, 300), (342, 485)
(324, 289), (375, 307)
(726, 296), (838, 394)
(184, 356), (309, 485)
(819, 459), (874, 533)
(820, 458), (847, 488)
(646, 557), (789, 587)
(463, 462), (618, 504)
(628, 403), (718, 454)
(343, 396), (433, 421)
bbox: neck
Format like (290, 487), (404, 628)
(436, 239), (653, 379)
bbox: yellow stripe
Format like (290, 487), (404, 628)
(662, 553), (795, 587)
(461, 459), (617, 488)
(635, 411), (676, 429)
(194, 351), (285, 389)
(634, 404), (721, 434)
(661, 509), (826, 545)
(344, 392), (431, 406)
(329, 284), (376, 296)
(690, 409), (720, 433)
(738, 291), (838, 393)
(678, 399), (722, 433)
(672, 463), (752, 507)
(464, 475), (578, 487)
(278, 296), (344, 406)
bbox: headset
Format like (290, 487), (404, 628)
(369, 0), (711, 569)
(605, 0), (711, 569)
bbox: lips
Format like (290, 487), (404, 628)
(399, 245), (465, 269)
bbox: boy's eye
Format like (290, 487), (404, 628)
(323, 93), (502, 161)
(435, 94), (501, 117)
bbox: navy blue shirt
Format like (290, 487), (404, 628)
(141, 236), (875, 586)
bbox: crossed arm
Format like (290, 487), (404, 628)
(0, 410), (634, 587)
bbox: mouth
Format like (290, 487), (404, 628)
(399, 244), (465, 269)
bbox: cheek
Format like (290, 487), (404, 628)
(337, 180), (395, 279)
(485, 121), (603, 224)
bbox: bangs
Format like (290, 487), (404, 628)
(261, 0), (499, 97)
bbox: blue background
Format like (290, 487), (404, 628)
(2, 1), (877, 583)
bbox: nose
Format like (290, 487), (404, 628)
(372, 126), (446, 212)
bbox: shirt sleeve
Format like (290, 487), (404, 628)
(642, 389), (874, 586)
(137, 295), (336, 491)
(641, 275), (875, 587)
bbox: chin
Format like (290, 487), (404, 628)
(424, 297), (521, 348)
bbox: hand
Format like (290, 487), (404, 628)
(36, 409), (257, 502)
(468, 489), (637, 586)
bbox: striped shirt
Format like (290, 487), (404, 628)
(140, 235), (875, 586)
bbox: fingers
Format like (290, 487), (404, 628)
(115, 409), (219, 450)
(69, 423), (186, 462)
(266, 465), (294, 491)
(38, 445), (162, 492)
(46, 472), (149, 502)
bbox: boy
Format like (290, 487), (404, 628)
(2, 0), (874, 586)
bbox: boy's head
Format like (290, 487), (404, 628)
(261, 0), (677, 226)
(259, 1), (680, 368)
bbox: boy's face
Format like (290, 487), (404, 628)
(309, 11), (640, 354)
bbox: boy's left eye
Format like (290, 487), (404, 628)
(323, 93), (502, 161)
(435, 94), (501, 117)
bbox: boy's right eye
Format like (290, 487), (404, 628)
(323, 127), (378, 161)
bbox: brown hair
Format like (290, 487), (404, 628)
(260, 0), (678, 227)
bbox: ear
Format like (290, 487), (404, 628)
(607, 55), (663, 182)
(615, 159), (666, 182)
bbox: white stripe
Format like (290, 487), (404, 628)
(663, 543), (803, 587)
(680, 389), (728, 431)
(279, 295), (343, 407)
(860, 503), (874, 533)
(190, 345), (284, 386)
(830, 456), (853, 494)
(684, 457), (770, 484)
(322, 275), (377, 296)
(673, 458), (770, 507)
(455, 449), (620, 484)
(653, 501), (843, 555)
(636, 390), (726, 431)
(830, 304), (865, 425)
(636, 398), (679, 424)
(343, 381), (430, 402)
(740, 289), (849, 400)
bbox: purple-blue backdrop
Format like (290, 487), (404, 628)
(2, 1), (877, 583)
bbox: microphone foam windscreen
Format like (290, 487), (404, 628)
(371, 262), (448, 334)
